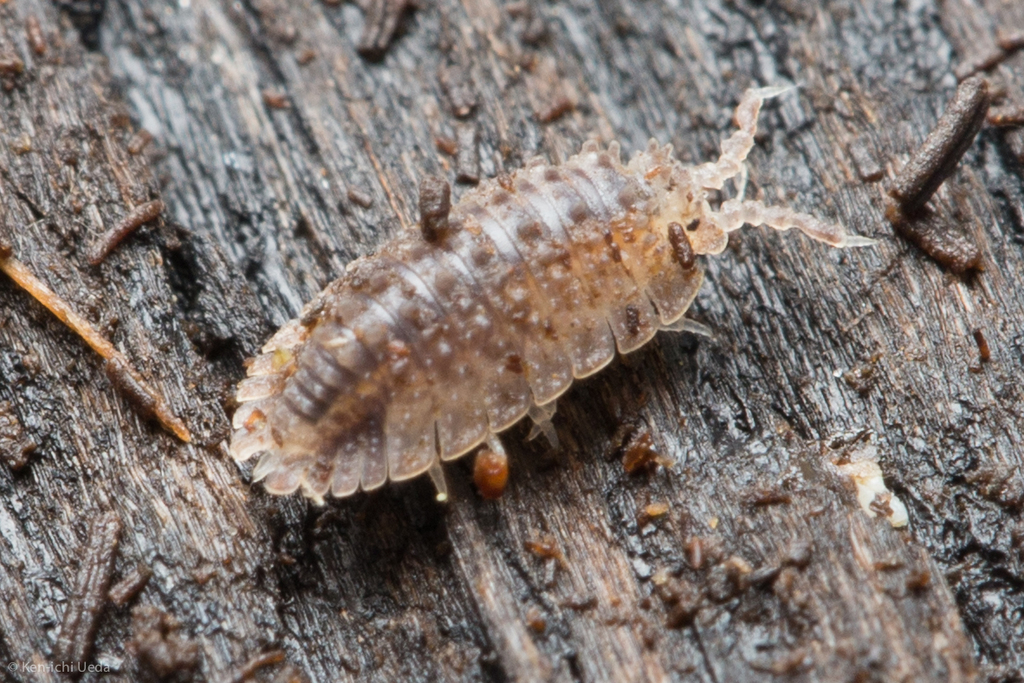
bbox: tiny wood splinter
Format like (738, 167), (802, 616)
(0, 253), (191, 442)
(229, 86), (873, 504)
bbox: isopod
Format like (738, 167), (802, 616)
(228, 86), (874, 504)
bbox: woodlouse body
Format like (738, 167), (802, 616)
(229, 87), (872, 503)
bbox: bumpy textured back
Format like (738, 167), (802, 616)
(227, 86), (868, 504)
(229, 139), (704, 503)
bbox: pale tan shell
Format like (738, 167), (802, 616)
(228, 86), (871, 504)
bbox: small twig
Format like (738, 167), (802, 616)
(0, 252), (191, 442)
(53, 512), (122, 667)
(987, 105), (1024, 128)
(887, 77), (990, 214)
(87, 199), (165, 265)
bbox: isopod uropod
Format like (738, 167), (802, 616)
(228, 86), (874, 504)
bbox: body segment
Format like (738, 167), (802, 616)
(229, 86), (872, 503)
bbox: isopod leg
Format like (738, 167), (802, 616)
(428, 460), (448, 503)
(526, 402), (559, 449)
(709, 199), (876, 249)
(692, 85), (793, 191)
(661, 317), (713, 337)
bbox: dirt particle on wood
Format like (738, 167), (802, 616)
(848, 136), (884, 182)
(108, 564), (154, 607)
(418, 175), (452, 243)
(127, 129), (155, 155)
(0, 52), (25, 77)
(842, 362), (877, 396)
(128, 605), (200, 679)
(973, 328), (991, 363)
(636, 502), (669, 528)
(26, 16), (47, 56)
(743, 485), (793, 507)
(262, 89), (290, 109)
(621, 431), (670, 474)
(525, 534), (564, 563)
(434, 135), (457, 156)
(652, 569), (702, 627)
(454, 122), (480, 185)
(346, 187), (373, 208)
(438, 64), (477, 119)
(0, 401), (37, 472)
(525, 606), (546, 634)
(53, 512), (122, 667)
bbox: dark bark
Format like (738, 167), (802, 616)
(1, 0), (1023, 681)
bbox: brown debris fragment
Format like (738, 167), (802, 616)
(621, 431), (670, 474)
(438, 64), (477, 118)
(988, 105), (1024, 128)
(652, 569), (702, 627)
(636, 502), (669, 527)
(108, 564), (153, 607)
(356, 0), (415, 61)
(127, 129), (155, 155)
(53, 512), (122, 667)
(525, 606), (546, 634)
(842, 361), (877, 396)
(525, 534), (564, 563)
(0, 401), (36, 472)
(848, 136), (884, 182)
(418, 175), (452, 243)
(743, 486), (793, 507)
(26, 16), (47, 56)
(973, 329), (991, 363)
(434, 135), (458, 156)
(887, 77), (989, 215)
(262, 89), (290, 109)
(296, 48), (316, 65)
(0, 253), (191, 442)
(905, 568), (932, 592)
(885, 206), (983, 274)
(667, 222), (696, 270)
(454, 123), (480, 185)
(88, 199), (165, 265)
(0, 52), (25, 76)
(473, 447), (509, 499)
(225, 650), (287, 683)
(346, 187), (373, 208)
(783, 539), (813, 568)
(128, 606), (200, 679)
(534, 94), (575, 124)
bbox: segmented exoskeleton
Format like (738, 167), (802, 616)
(228, 86), (873, 504)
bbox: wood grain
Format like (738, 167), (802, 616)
(1, 0), (1023, 680)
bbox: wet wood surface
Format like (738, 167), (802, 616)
(1, 0), (1023, 680)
